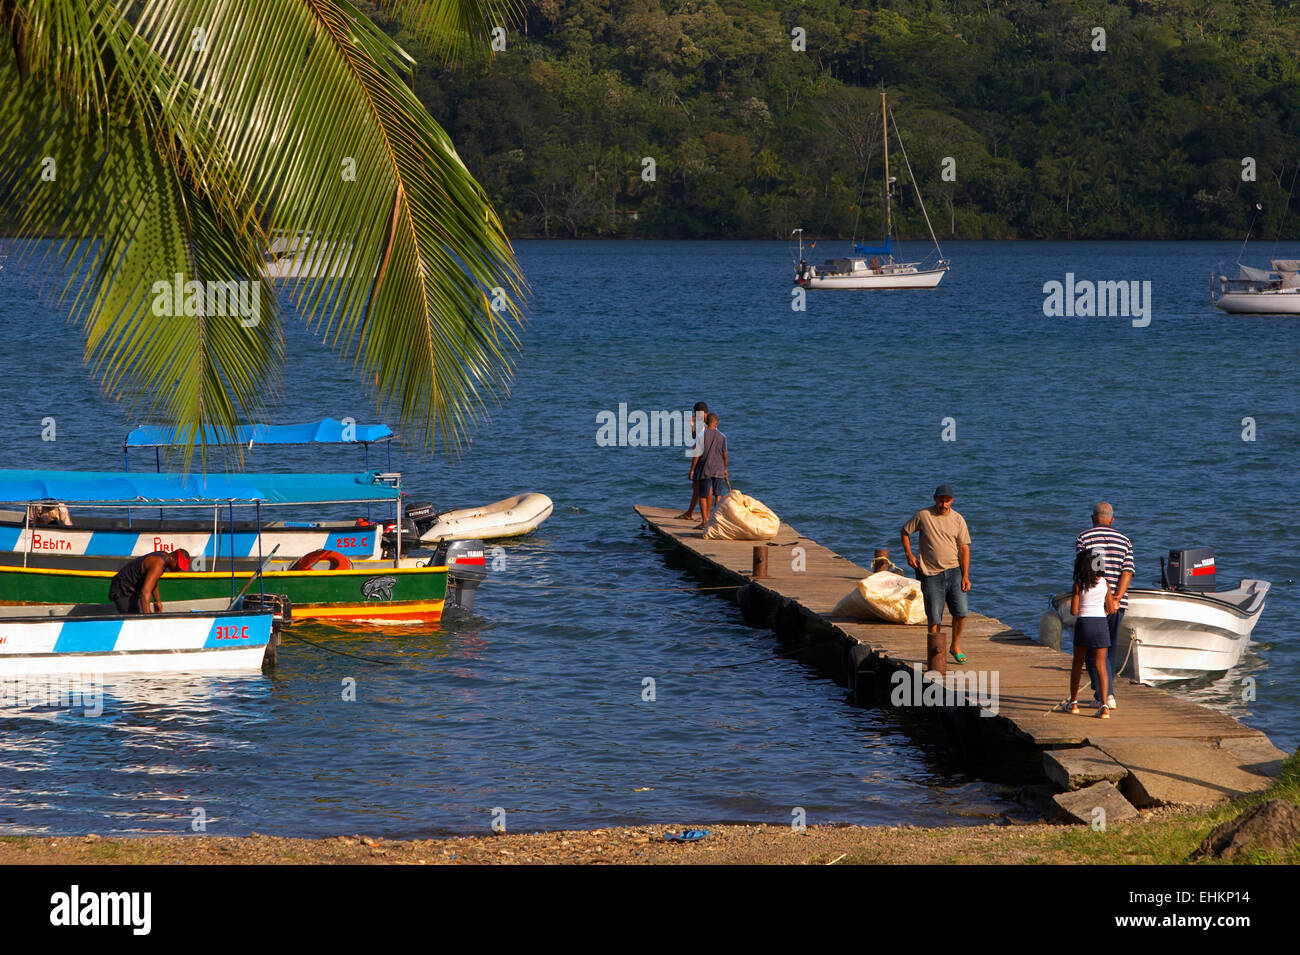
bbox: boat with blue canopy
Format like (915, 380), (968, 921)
(0, 469), (486, 625)
(123, 416), (553, 545)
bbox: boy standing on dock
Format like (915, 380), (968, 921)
(900, 485), (971, 674)
(677, 401), (709, 520)
(694, 413), (728, 529)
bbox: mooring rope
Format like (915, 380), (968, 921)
(482, 580), (742, 594)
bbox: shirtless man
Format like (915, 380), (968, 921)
(108, 549), (191, 614)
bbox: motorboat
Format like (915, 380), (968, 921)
(793, 88), (949, 290)
(1038, 546), (1270, 684)
(0, 469), (483, 625)
(0, 596), (282, 675)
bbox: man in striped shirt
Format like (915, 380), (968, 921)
(1075, 502), (1135, 709)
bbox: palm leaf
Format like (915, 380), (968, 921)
(0, 0), (526, 465)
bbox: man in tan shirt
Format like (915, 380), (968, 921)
(900, 484), (971, 674)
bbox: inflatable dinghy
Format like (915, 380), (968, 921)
(417, 493), (553, 543)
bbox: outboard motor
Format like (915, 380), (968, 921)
(404, 501), (439, 538)
(241, 592), (293, 626)
(1167, 547), (1216, 592)
(434, 538), (488, 612)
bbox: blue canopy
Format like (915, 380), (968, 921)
(854, 235), (893, 257)
(0, 470), (400, 505)
(125, 417), (394, 448)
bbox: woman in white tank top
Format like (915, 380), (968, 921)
(1058, 548), (1116, 718)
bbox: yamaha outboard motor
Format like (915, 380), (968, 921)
(1167, 547), (1216, 592)
(434, 538), (488, 612)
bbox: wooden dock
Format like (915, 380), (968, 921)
(635, 505), (1290, 814)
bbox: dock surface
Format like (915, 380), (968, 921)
(635, 505), (1288, 810)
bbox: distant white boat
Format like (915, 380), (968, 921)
(1038, 548), (1270, 684)
(263, 232), (354, 279)
(793, 89), (948, 290)
(1213, 259), (1300, 314)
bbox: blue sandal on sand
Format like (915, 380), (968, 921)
(663, 829), (710, 842)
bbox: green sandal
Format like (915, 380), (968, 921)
(950, 650), (967, 665)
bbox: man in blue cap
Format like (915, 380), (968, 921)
(901, 485), (971, 674)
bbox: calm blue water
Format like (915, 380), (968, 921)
(0, 240), (1296, 836)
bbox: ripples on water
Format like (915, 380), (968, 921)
(0, 240), (1295, 836)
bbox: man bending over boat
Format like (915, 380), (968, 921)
(108, 549), (192, 614)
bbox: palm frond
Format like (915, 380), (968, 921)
(1, 0), (527, 464)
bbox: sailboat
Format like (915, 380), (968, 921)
(793, 90), (949, 290)
(1212, 200), (1300, 314)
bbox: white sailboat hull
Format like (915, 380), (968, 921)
(1214, 290), (1300, 314)
(803, 265), (947, 290)
(1045, 581), (1270, 684)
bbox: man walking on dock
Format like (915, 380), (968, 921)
(694, 413), (728, 529)
(900, 485), (971, 674)
(1076, 502), (1134, 710)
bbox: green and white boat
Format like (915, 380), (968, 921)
(0, 469), (485, 625)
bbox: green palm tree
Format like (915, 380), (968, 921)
(0, 0), (525, 466)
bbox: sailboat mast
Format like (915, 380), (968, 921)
(881, 88), (891, 244)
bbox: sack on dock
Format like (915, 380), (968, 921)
(702, 490), (780, 540)
(832, 571), (926, 625)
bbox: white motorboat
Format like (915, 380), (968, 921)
(793, 88), (948, 290)
(1213, 259), (1300, 314)
(415, 493), (553, 543)
(1038, 547), (1270, 684)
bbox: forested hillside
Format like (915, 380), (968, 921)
(404, 1), (1300, 240)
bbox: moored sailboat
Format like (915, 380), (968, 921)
(793, 89), (949, 290)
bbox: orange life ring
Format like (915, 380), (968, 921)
(293, 549), (352, 571)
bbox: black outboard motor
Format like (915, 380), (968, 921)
(241, 592), (293, 626)
(1167, 546), (1216, 592)
(434, 538), (488, 612)
(404, 501), (439, 538)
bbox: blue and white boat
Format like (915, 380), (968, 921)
(0, 468), (405, 564)
(0, 598), (279, 676)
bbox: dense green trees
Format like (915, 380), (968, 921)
(399, 0), (1300, 240)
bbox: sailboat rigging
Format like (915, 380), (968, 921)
(793, 89), (949, 290)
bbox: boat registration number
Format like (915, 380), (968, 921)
(215, 625), (250, 640)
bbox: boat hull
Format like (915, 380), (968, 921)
(0, 512), (386, 561)
(0, 562), (449, 625)
(419, 494), (553, 543)
(802, 266), (947, 290)
(1213, 291), (1300, 314)
(1048, 582), (1269, 683)
(0, 605), (272, 676)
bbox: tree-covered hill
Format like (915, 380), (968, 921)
(402, 1), (1300, 240)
